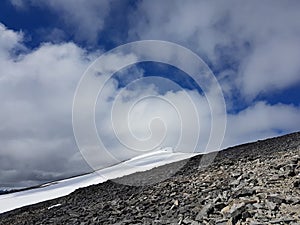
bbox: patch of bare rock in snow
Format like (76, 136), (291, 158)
(0, 132), (300, 224)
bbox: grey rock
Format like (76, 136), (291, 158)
(269, 217), (296, 223)
(267, 194), (286, 204)
(195, 203), (213, 220)
(1, 132), (300, 225)
(265, 200), (278, 210)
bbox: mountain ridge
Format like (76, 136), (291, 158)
(1, 131), (300, 224)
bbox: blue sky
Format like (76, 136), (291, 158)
(0, 0), (300, 188)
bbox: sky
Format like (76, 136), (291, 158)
(0, 0), (300, 188)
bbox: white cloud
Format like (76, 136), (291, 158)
(0, 23), (24, 59)
(239, 38), (300, 99)
(0, 24), (95, 187)
(95, 87), (211, 162)
(10, 0), (300, 98)
(129, 0), (300, 100)
(224, 101), (300, 147)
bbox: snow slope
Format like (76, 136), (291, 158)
(0, 149), (199, 214)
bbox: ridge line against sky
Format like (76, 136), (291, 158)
(0, 0), (299, 188)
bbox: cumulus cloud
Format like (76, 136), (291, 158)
(0, 24), (95, 187)
(0, 25), (208, 186)
(224, 102), (300, 147)
(10, 0), (300, 99)
(239, 38), (300, 99)
(0, 23), (25, 58)
(94, 86), (211, 164)
(128, 0), (300, 100)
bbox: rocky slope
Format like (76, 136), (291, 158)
(1, 132), (300, 225)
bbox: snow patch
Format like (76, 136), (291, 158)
(47, 204), (62, 210)
(0, 149), (199, 214)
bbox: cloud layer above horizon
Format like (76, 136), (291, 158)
(0, 0), (300, 187)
